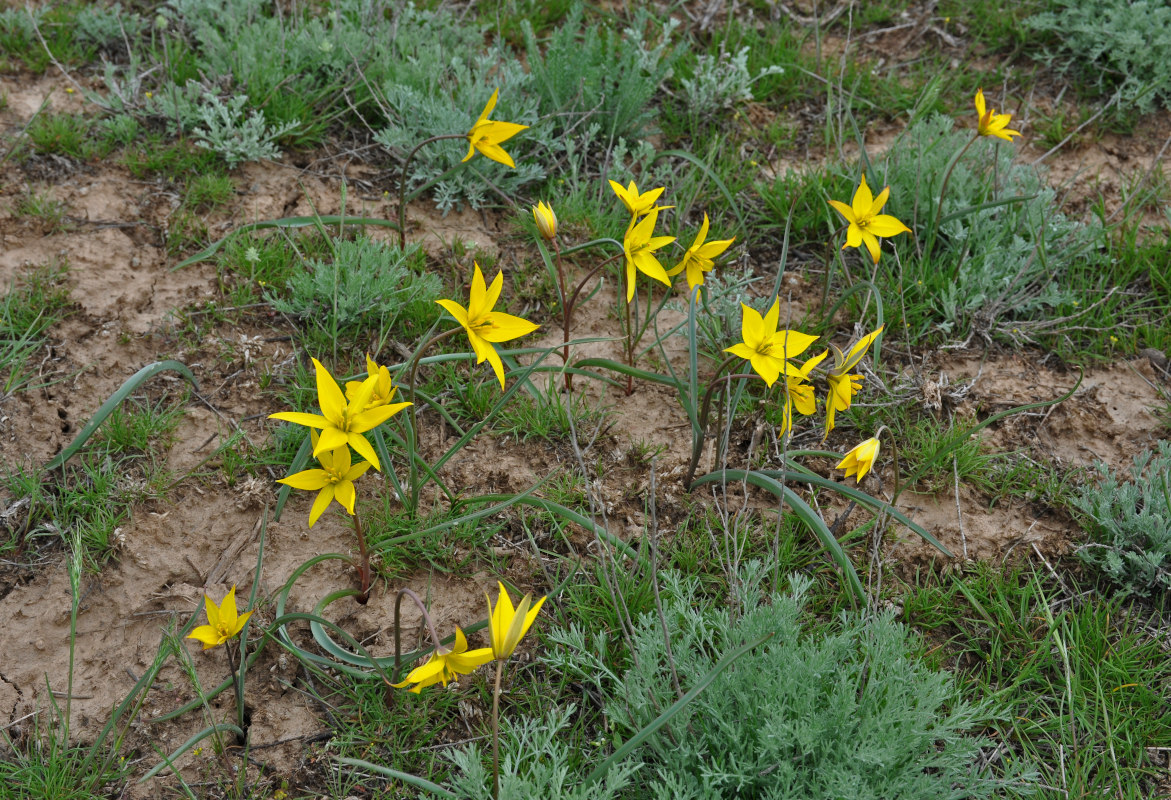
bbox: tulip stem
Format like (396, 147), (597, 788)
(401, 327), (462, 512)
(551, 238), (572, 391)
(923, 131), (979, 269)
(397, 133), (466, 249)
(684, 355), (748, 489)
(491, 658), (504, 800)
(353, 509), (371, 604)
(391, 588), (448, 685)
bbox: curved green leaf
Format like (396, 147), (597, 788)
(47, 360), (199, 470)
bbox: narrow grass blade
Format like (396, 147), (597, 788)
(139, 725), (244, 782)
(46, 360), (198, 470)
(172, 216), (401, 270)
(336, 757), (455, 797)
(583, 632), (773, 787)
(571, 357), (680, 388)
(758, 467), (951, 556)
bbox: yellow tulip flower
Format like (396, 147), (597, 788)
(187, 585), (252, 650)
(463, 88), (528, 168)
(824, 326), (884, 437)
(828, 175), (912, 263)
(276, 430), (372, 527)
(486, 582), (545, 660)
(724, 298), (818, 388)
(974, 89), (1021, 142)
(778, 350), (827, 438)
(667, 213), (735, 299)
(436, 263), (539, 389)
(836, 437), (881, 483)
(269, 358), (401, 471)
(609, 179), (672, 219)
(622, 209), (675, 302)
(344, 354), (413, 415)
(391, 627), (494, 693)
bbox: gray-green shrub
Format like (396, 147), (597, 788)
(548, 565), (1033, 799)
(267, 238), (440, 338)
(876, 114), (1106, 339)
(1075, 441), (1171, 597)
(1026, 0), (1171, 113)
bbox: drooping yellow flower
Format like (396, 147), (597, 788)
(463, 88), (529, 168)
(622, 209), (675, 302)
(391, 627), (494, 693)
(778, 350), (827, 438)
(344, 354), (413, 416)
(609, 179), (671, 219)
(276, 430), (373, 527)
(824, 325), (884, 437)
(667, 213), (735, 299)
(486, 582), (545, 660)
(436, 263), (540, 389)
(836, 437), (881, 482)
(269, 358), (400, 471)
(187, 585), (253, 650)
(974, 89), (1021, 142)
(532, 200), (557, 240)
(828, 175), (912, 263)
(724, 298), (818, 388)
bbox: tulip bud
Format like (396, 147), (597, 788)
(532, 200), (557, 240)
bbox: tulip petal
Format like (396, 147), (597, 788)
(308, 484), (335, 527)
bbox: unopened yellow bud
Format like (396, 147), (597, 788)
(532, 200), (557, 240)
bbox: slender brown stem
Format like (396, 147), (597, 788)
(552, 239), (572, 391)
(353, 509), (370, 604)
(397, 133), (466, 249)
(392, 588), (448, 687)
(491, 658), (504, 800)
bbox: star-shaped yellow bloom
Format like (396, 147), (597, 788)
(778, 349), (828, 438)
(391, 627), (494, 693)
(463, 88), (528, 168)
(824, 325), (883, 437)
(828, 175), (912, 263)
(724, 298), (818, 388)
(974, 89), (1021, 142)
(436, 263), (539, 389)
(344, 354), (413, 416)
(609, 179), (672, 219)
(276, 430), (373, 527)
(268, 358), (401, 471)
(667, 213), (735, 299)
(187, 585), (252, 650)
(486, 582), (545, 660)
(622, 209), (675, 302)
(836, 437), (881, 482)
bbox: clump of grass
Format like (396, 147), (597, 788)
(12, 189), (70, 234)
(0, 261), (72, 395)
